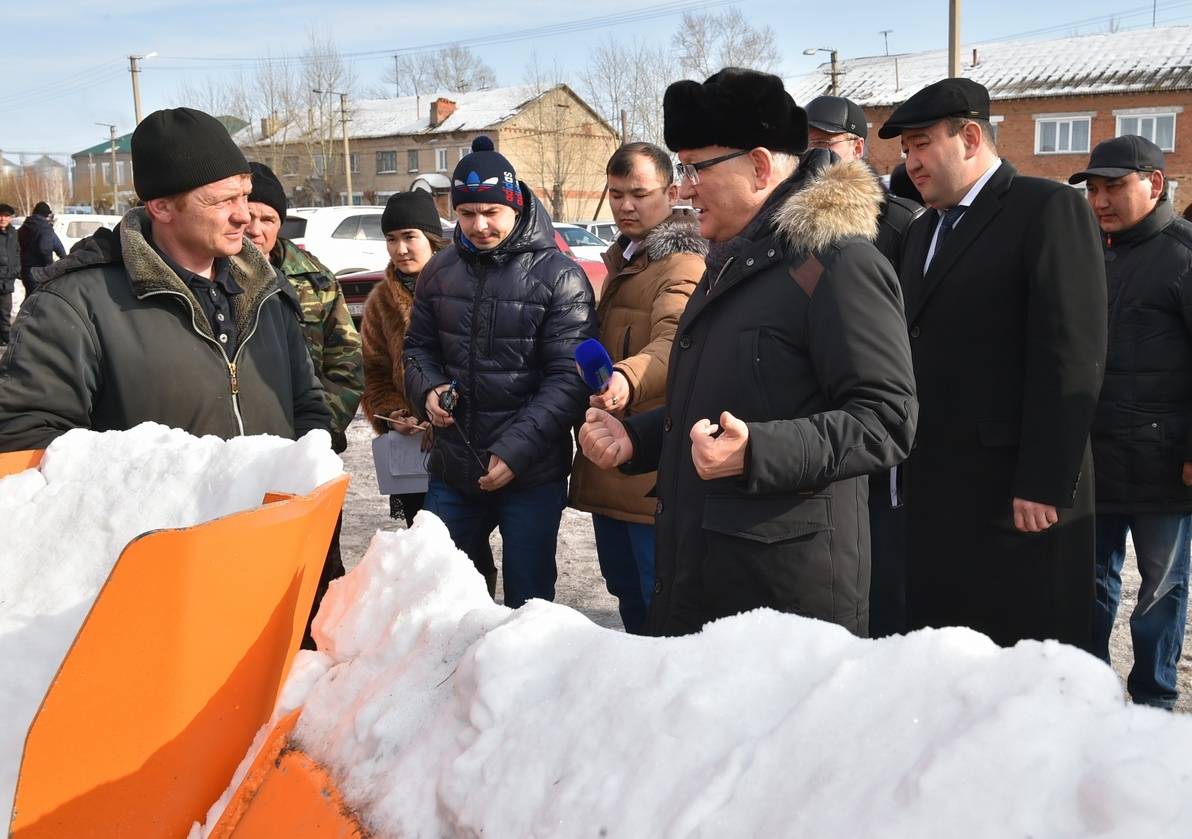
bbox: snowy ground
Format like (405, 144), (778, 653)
(339, 413), (1192, 713)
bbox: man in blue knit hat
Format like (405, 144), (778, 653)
(404, 136), (597, 606)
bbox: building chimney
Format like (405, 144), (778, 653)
(260, 114), (276, 138)
(429, 97), (457, 128)
(971, 48), (979, 67)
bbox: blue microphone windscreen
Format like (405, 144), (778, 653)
(575, 338), (614, 392)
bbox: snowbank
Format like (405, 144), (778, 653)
(0, 423), (343, 823)
(284, 513), (1192, 839)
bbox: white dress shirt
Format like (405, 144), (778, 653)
(924, 158), (1003, 271)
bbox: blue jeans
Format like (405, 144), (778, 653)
(1093, 512), (1192, 709)
(592, 514), (655, 634)
(424, 477), (565, 609)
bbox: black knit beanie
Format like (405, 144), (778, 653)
(451, 136), (524, 211)
(132, 107), (250, 200)
(32, 201), (52, 217)
(248, 162), (287, 222)
(381, 190), (442, 237)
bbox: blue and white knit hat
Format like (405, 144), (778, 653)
(451, 136), (524, 211)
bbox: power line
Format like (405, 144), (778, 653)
(150, 0), (735, 71)
(0, 61), (125, 109)
(976, 0), (1192, 44)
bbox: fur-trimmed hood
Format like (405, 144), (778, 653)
(643, 213), (708, 262)
(773, 159), (884, 254)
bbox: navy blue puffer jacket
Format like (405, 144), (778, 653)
(404, 185), (597, 492)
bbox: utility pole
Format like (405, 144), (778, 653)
(803, 47), (841, 96)
(879, 29), (893, 56)
(314, 89), (353, 205)
(830, 49), (840, 95)
(128, 52), (157, 125)
(87, 153), (94, 209)
(620, 109), (628, 144)
(95, 123), (118, 212)
(393, 55), (400, 98)
(948, 0), (961, 78)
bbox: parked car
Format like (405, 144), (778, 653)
(281, 206), (388, 276)
(337, 230), (608, 323)
(553, 223), (610, 261)
(54, 214), (121, 252)
(579, 221), (620, 243)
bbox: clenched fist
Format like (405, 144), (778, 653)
(579, 407), (634, 469)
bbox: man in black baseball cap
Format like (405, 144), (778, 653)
(882, 77), (1107, 652)
(1074, 134), (1192, 709)
(0, 107), (330, 452)
(806, 95), (869, 158)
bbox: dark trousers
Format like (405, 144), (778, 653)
(424, 477), (566, 608)
(1093, 512), (1191, 709)
(592, 514), (655, 634)
(0, 289), (11, 343)
(392, 491), (498, 592)
(301, 513), (345, 650)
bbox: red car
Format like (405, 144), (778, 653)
(338, 230), (607, 322)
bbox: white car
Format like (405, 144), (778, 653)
(281, 206), (390, 276)
(554, 223), (610, 262)
(579, 221), (620, 243)
(54, 214), (121, 252)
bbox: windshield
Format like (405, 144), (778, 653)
(559, 227), (607, 247)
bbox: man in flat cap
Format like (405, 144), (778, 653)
(1072, 136), (1192, 707)
(579, 67), (917, 637)
(0, 107), (330, 450)
(806, 94), (926, 637)
(881, 78), (1106, 650)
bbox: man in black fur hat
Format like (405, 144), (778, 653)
(579, 68), (918, 637)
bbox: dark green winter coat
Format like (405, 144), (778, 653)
(0, 208), (330, 451)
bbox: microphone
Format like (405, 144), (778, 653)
(575, 338), (614, 392)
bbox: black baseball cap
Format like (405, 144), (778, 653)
(878, 78), (991, 140)
(1068, 135), (1165, 184)
(805, 96), (868, 140)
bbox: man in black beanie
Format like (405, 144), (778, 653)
(17, 200), (65, 296)
(0, 107), (330, 451)
(404, 135), (598, 608)
(579, 67), (918, 637)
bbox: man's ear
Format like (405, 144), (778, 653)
(665, 182), (680, 203)
(961, 122), (985, 159)
(748, 147), (774, 190)
(144, 196), (175, 224)
(1150, 170), (1166, 201)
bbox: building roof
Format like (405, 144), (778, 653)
(235, 84), (551, 146)
(73, 115), (247, 158)
(785, 24), (1192, 108)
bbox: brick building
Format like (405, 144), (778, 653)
(236, 84), (618, 222)
(786, 25), (1192, 210)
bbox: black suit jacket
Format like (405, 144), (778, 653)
(898, 160), (1107, 649)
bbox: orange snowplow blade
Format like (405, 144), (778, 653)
(5, 449), (349, 839)
(207, 710), (368, 839)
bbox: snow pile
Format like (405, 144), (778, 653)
(285, 514), (1192, 838)
(0, 423), (343, 822)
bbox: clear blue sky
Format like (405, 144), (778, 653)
(6, 0), (1190, 158)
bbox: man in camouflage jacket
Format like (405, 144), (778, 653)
(246, 163), (363, 453)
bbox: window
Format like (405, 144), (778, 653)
(407, 149), (419, 172)
(282, 156), (299, 176)
(313, 153), (326, 177)
(280, 217), (307, 239)
(100, 161), (126, 185)
(1035, 115), (1091, 154)
(359, 215), (384, 240)
(1168, 180), (1179, 206)
(332, 216), (360, 239)
(459, 145), (470, 161)
(348, 153), (360, 174)
(337, 192), (364, 206)
(376, 150), (397, 174)
(989, 115), (1004, 145)
(436, 148), (448, 171)
(65, 221), (103, 239)
(1116, 113), (1177, 152)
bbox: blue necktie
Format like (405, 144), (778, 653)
(927, 206), (965, 270)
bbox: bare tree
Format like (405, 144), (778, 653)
(580, 35), (671, 148)
(672, 9), (779, 77)
(374, 52), (434, 99)
(299, 30), (358, 205)
(174, 74), (248, 119)
(427, 45), (496, 93)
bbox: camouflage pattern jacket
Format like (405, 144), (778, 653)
(273, 238), (364, 435)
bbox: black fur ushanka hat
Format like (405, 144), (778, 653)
(662, 67), (808, 155)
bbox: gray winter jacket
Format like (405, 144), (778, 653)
(0, 208), (330, 451)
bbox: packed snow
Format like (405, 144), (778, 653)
(0, 423), (343, 825)
(240, 513), (1192, 839)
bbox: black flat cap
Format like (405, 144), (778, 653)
(805, 96), (868, 140)
(663, 67), (808, 155)
(878, 78), (990, 140)
(1069, 135), (1165, 184)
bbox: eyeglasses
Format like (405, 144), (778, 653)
(676, 149), (751, 185)
(808, 136), (861, 150)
